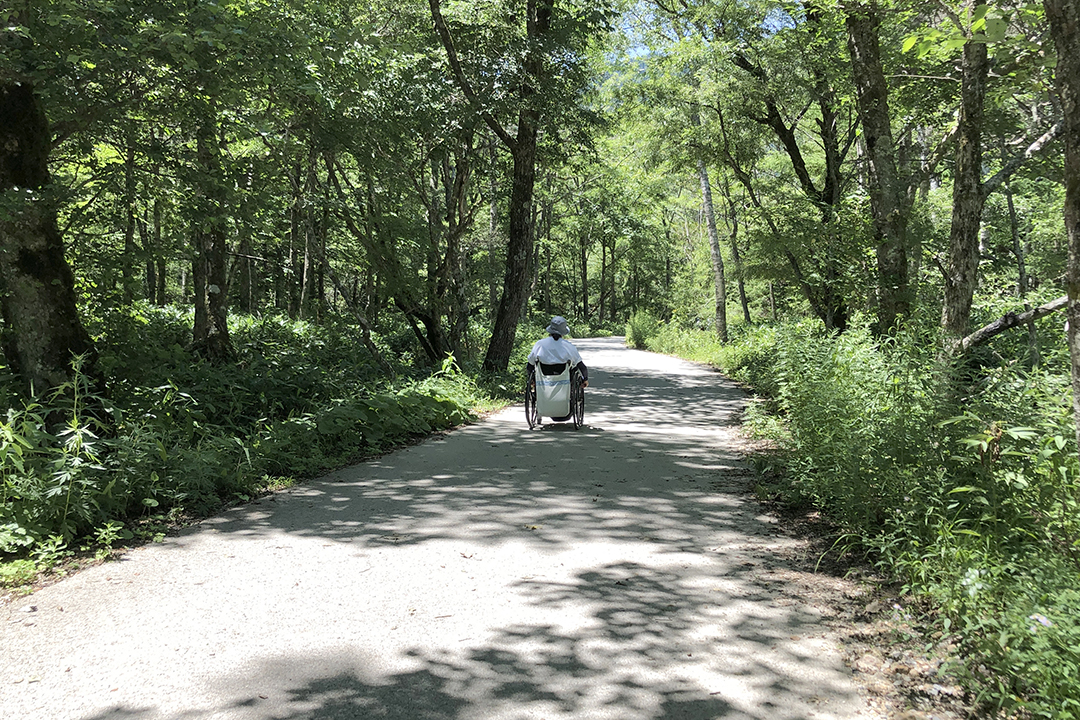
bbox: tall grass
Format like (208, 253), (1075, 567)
(1, 307), (492, 567)
(629, 312), (1080, 719)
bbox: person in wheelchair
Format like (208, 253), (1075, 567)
(527, 316), (588, 423)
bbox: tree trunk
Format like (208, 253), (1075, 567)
(121, 141), (139, 307)
(599, 239), (607, 324)
(941, 38), (990, 340)
(236, 231), (252, 315)
(430, 0), (554, 372)
(138, 208), (154, 302)
(580, 224), (590, 320)
(191, 116), (234, 361)
(0, 81), (101, 396)
(154, 200), (166, 305)
(846, 1), (910, 333)
(444, 151), (474, 359)
(288, 163), (302, 318)
(191, 229), (209, 342)
(299, 150), (318, 320)
(1002, 140), (1040, 366)
(483, 120), (539, 372)
(1043, 0), (1080, 456)
(697, 159), (728, 342)
(960, 296), (1066, 353)
(487, 140), (500, 317)
(273, 240), (286, 311)
(721, 173), (751, 324)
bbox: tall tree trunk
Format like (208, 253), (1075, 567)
(288, 163), (302, 318)
(191, 228), (208, 343)
(941, 38), (990, 341)
(697, 158), (728, 342)
(236, 230), (252, 315)
(273, 240), (286, 312)
(154, 200), (166, 305)
(1002, 141), (1040, 366)
(609, 240), (618, 323)
(487, 140), (500, 317)
(719, 173), (751, 325)
(0, 81), (101, 396)
(545, 242), (552, 316)
(138, 208), (154, 302)
(300, 149), (318, 320)
(191, 115), (234, 361)
(580, 224), (590, 320)
(121, 141), (139, 307)
(484, 125), (539, 371)
(599, 239), (607, 324)
(1043, 0), (1080, 456)
(846, 1), (910, 333)
(430, 0), (554, 372)
(441, 151), (472, 357)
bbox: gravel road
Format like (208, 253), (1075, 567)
(1, 337), (882, 720)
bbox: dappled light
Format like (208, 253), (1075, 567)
(4, 340), (870, 720)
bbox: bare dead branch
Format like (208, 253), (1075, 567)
(960, 295), (1068, 352)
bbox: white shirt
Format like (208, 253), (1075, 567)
(528, 336), (583, 368)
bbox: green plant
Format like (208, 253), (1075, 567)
(625, 311), (660, 348)
(646, 315), (1080, 717)
(0, 558), (36, 587)
(30, 535), (71, 570)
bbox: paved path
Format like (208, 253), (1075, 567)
(2, 338), (878, 720)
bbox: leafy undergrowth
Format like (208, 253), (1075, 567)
(1, 307), (504, 589)
(630, 312), (1080, 720)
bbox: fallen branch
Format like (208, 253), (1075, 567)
(960, 295), (1067, 352)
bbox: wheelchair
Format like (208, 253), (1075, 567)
(525, 362), (585, 430)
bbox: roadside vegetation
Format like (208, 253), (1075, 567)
(0, 306), (503, 583)
(629, 314), (1080, 720)
(3, 1), (1080, 717)
(0, 308), (618, 586)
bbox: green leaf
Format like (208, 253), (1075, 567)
(902, 36), (919, 53)
(1004, 426), (1038, 440)
(984, 17), (1008, 42)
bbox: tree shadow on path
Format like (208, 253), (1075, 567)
(61, 338), (868, 720)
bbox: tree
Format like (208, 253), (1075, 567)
(928, 1), (1063, 342)
(1042, 0), (1080, 454)
(845, 0), (910, 333)
(429, 0), (612, 371)
(0, 5), (102, 397)
(695, 150), (728, 342)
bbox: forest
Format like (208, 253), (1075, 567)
(2, 0), (1080, 716)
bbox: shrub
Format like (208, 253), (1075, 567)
(640, 315), (1080, 718)
(625, 311), (660, 348)
(1, 309), (490, 561)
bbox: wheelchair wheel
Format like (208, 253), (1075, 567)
(570, 370), (585, 429)
(525, 372), (540, 429)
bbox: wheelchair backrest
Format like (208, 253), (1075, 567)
(535, 363), (571, 417)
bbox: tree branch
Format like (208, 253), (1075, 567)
(981, 120), (1064, 199)
(960, 295), (1068, 352)
(428, 0), (516, 151)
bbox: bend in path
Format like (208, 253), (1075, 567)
(1, 337), (879, 720)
